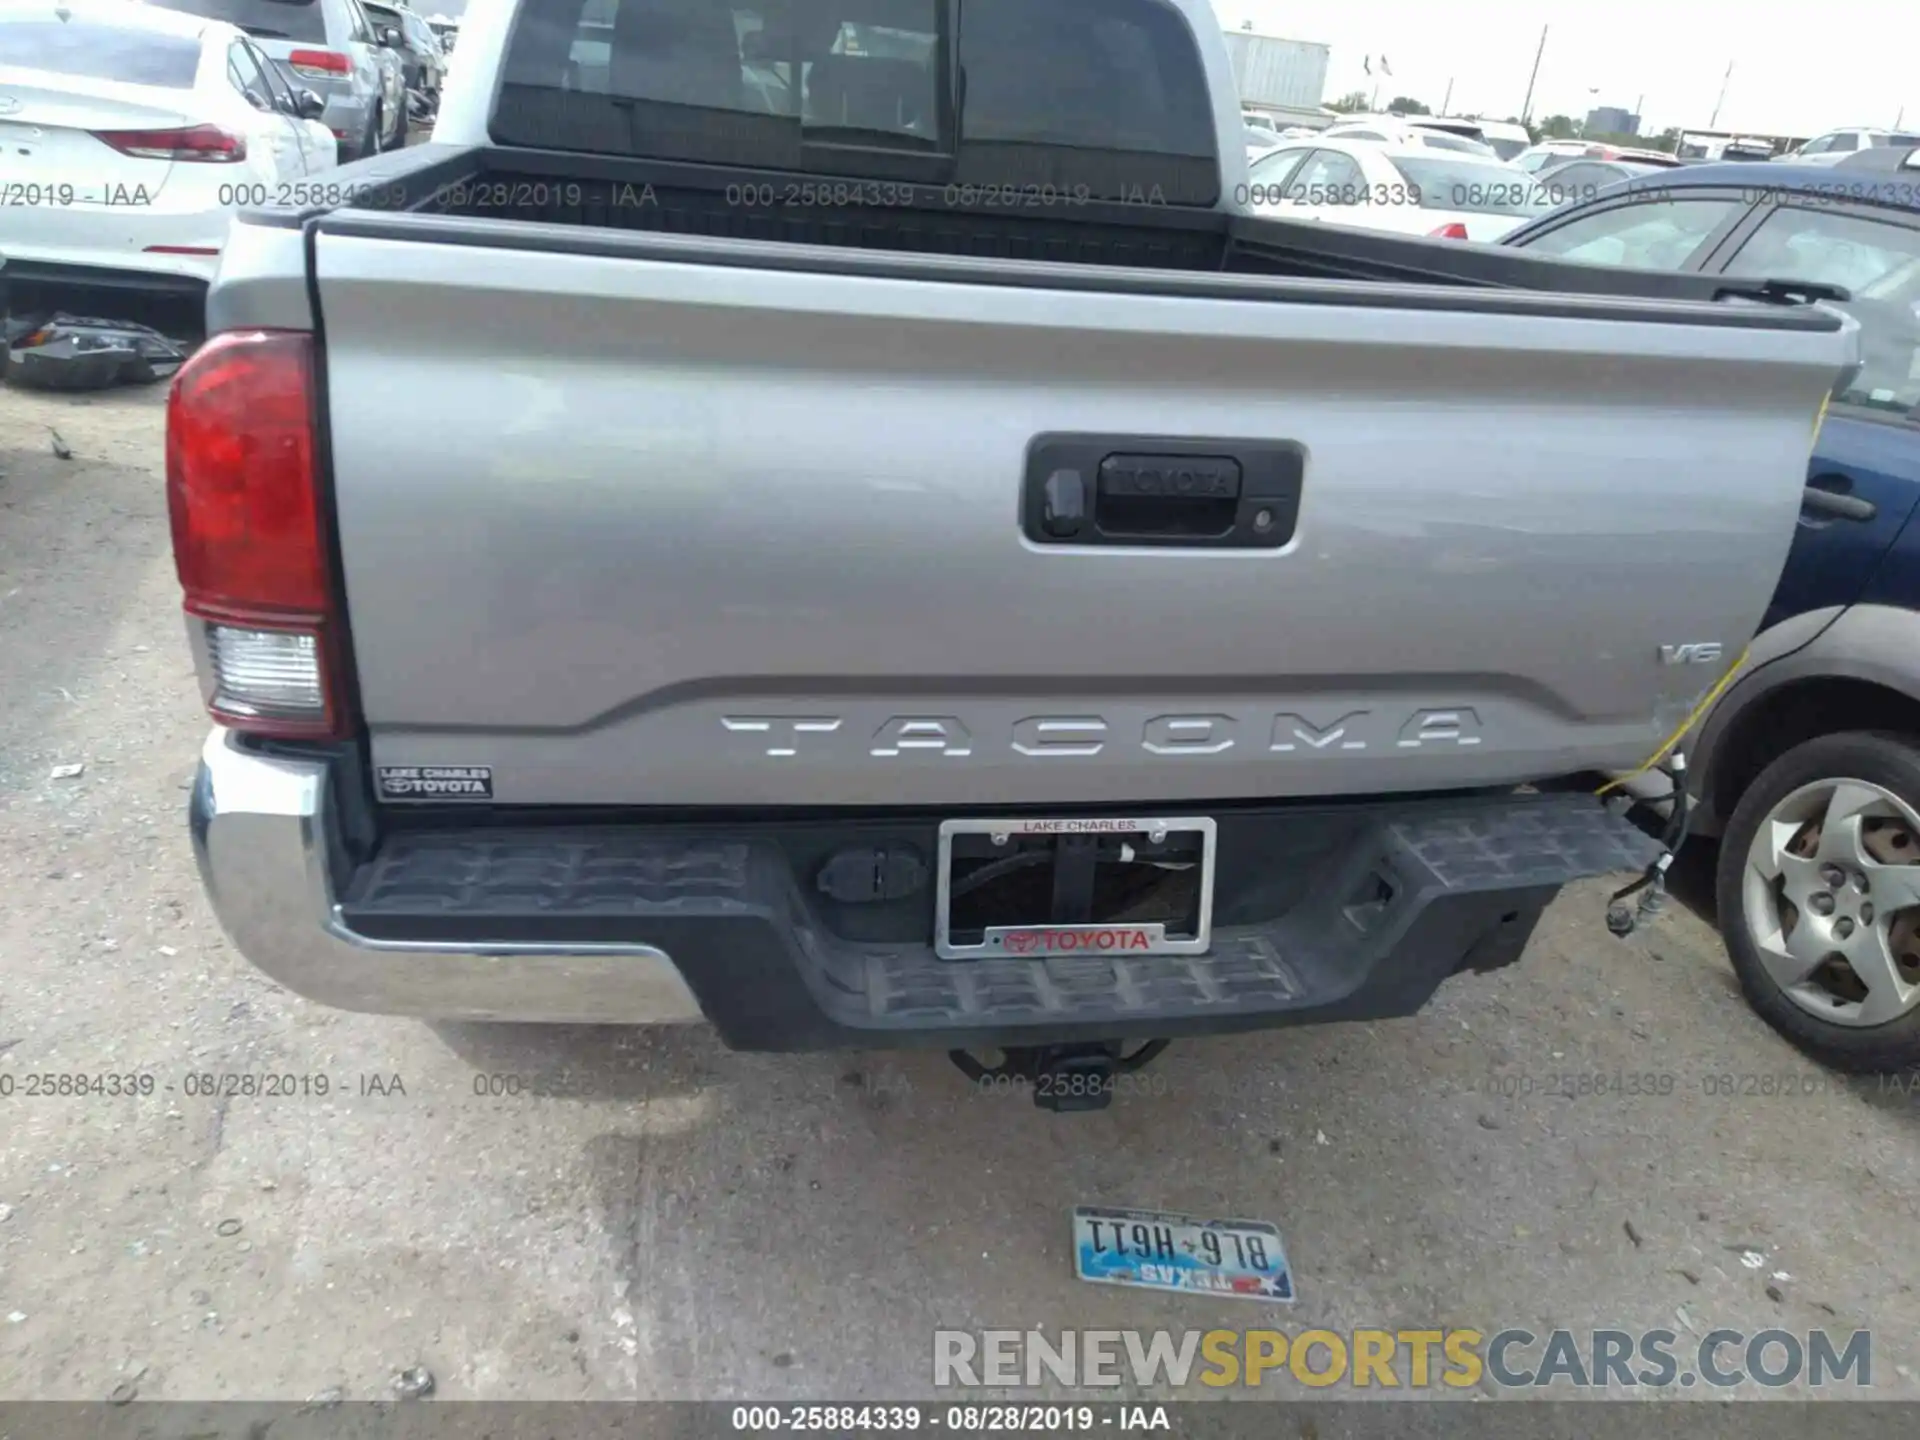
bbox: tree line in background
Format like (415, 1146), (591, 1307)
(1324, 89), (1683, 153)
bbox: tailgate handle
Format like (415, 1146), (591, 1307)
(1023, 435), (1304, 550)
(1802, 480), (1877, 524)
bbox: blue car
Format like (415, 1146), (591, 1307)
(1505, 163), (1920, 1072)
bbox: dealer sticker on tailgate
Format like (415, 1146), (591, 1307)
(377, 765), (493, 801)
(1073, 1206), (1293, 1302)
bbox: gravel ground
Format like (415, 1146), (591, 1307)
(2, 386), (1918, 1404)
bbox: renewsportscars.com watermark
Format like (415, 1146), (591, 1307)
(933, 1327), (1873, 1391)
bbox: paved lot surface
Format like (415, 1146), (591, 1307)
(2, 387), (1919, 1404)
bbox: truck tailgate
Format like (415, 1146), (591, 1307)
(313, 222), (1855, 808)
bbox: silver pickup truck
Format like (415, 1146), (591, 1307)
(174, 0), (1857, 1105)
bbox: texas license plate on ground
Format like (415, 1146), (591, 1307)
(1073, 1206), (1293, 1302)
(933, 817), (1216, 960)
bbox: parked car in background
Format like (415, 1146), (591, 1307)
(1322, 117), (1498, 159)
(1247, 136), (1549, 240)
(1506, 165), (1920, 1071)
(1515, 140), (1590, 171)
(0, 0), (337, 296)
(1836, 144), (1920, 174)
(400, 5), (439, 100)
(1776, 128), (1920, 167)
(363, 0), (440, 105)
(1675, 132), (1777, 162)
(1412, 116), (1531, 162)
(1584, 147), (1680, 168)
(1242, 109), (1277, 135)
(1515, 140), (1683, 173)
(142, 0), (405, 159)
(1523, 158), (1665, 200)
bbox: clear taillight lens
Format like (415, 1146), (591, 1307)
(204, 624), (325, 721)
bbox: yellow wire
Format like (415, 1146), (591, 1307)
(1594, 644), (1752, 797)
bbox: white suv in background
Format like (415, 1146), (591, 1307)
(1779, 128), (1920, 166)
(143, 0), (405, 158)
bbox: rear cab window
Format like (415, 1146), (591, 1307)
(0, 18), (203, 86)
(493, 0), (1219, 205)
(149, 0), (328, 43)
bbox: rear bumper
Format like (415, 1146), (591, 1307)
(190, 729), (705, 1027)
(2, 198), (239, 285)
(191, 728), (1658, 1047)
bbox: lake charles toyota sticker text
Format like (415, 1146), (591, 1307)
(377, 766), (494, 800)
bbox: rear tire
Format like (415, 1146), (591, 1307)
(1716, 730), (1920, 1073)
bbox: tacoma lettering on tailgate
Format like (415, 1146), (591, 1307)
(720, 710), (1484, 758)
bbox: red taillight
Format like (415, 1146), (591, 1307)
(92, 124), (246, 163)
(167, 331), (349, 739)
(288, 47), (350, 76)
(1429, 222), (1470, 240)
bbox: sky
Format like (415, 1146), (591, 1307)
(1210, 0), (1918, 137)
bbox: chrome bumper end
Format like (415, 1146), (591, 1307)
(188, 728), (705, 1025)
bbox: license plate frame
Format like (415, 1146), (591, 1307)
(933, 816), (1216, 960)
(1072, 1205), (1294, 1302)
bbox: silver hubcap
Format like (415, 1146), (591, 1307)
(1742, 777), (1920, 1027)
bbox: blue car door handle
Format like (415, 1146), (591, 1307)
(1802, 483), (1878, 523)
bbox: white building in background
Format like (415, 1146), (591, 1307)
(1220, 26), (1333, 130)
